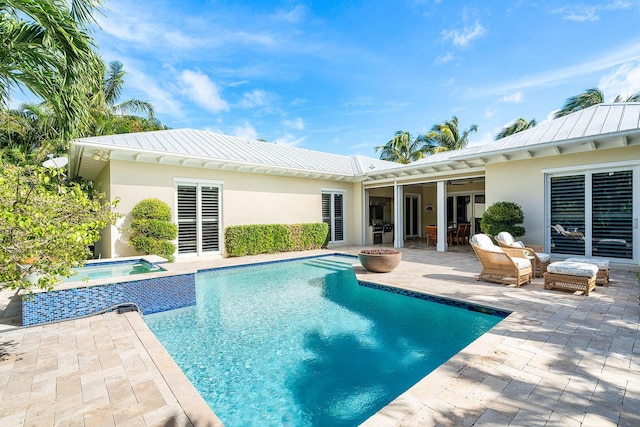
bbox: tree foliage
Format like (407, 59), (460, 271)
(0, 163), (120, 291)
(375, 130), (434, 164)
(427, 116), (478, 153)
(495, 117), (537, 140)
(480, 201), (525, 239)
(0, 0), (104, 143)
(555, 87), (640, 118)
(129, 198), (177, 261)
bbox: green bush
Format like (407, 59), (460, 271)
(225, 223), (329, 257)
(480, 201), (525, 239)
(131, 198), (172, 221)
(130, 219), (177, 240)
(129, 198), (177, 261)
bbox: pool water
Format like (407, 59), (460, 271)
(63, 260), (163, 282)
(144, 256), (504, 426)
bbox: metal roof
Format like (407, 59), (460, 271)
(70, 103), (640, 183)
(70, 129), (400, 181)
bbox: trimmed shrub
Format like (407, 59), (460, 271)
(225, 223), (329, 257)
(129, 198), (178, 261)
(480, 201), (525, 239)
(131, 198), (172, 221)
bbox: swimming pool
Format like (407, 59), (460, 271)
(144, 255), (506, 426)
(63, 259), (164, 282)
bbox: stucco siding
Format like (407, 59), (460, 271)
(486, 146), (640, 249)
(92, 163), (112, 258)
(103, 160), (361, 257)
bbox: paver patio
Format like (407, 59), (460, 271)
(0, 247), (638, 426)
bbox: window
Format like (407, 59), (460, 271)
(176, 182), (221, 255)
(322, 191), (345, 243)
(548, 169), (634, 260)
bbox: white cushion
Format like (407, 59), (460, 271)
(512, 257), (532, 270)
(513, 241), (525, 248)
(537, 253), (551, 263)
(565, 257), (609, 269)
(496, 231), (516, 246)
(471, 234), (496, 250)
(547, 261), (598, 277)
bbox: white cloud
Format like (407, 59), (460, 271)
(499, 91), (523, 103)
(272, 4), (307, 23)
(475, 42), (640, 97)
(598, 61), (640, 101)
(283, 117), (305, 130)
(238, 89), (270, 109)
(441, 21), (486, 47)
(232, 121), (258, 139)
(434, 52), (454, 65)
(274, 134), (306, 147)
(468, 131), (494, 147)
(551, 1), (633, 22)
(484, 108), (496, 118)
(179, 70), (229, 113)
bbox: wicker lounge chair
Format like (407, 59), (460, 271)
(470, 234), (533, 287)
(495, 231), (551, 278)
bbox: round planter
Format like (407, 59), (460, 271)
(358, 250), (402, 273)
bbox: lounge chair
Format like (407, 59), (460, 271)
(495, 231), (551, 278)
(470, 233), (533, 287)
(551, 224), (585, 240)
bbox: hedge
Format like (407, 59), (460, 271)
(225, 223), (329, 257)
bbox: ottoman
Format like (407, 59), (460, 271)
(544, 261), (598, 296)
(565, 257), (610, 286)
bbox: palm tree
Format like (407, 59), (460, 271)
(375, 131), (435, 164)
(88, 61), (164, 136)
(495, 117), (537, 140)
(0, 0), (104, 143)
(555, 87), (640, 118)
(427, 116), (478, 153)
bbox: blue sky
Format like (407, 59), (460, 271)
(87, 0), (640, 157)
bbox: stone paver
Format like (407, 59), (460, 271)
(0, 246), (639, 426)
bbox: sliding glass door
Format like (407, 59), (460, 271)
(548, 168), (635, 261)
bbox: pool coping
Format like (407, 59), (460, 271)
(2, 247), (639, 426)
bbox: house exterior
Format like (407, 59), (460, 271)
(69, 103), (640, 266)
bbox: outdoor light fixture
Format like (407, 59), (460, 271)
(91, 150), (110, 161)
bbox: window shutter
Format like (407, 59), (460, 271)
(550, 175), (585, 255)
(201, 186), (220, 252)
(322, 193), (332, 239)
(334, 193), (344, 241)
(592, 171), (633, 259)
(177, 185), (197, 254)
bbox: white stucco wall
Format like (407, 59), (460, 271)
(485, 145), (640, 249)
(102, 160), (362, 258)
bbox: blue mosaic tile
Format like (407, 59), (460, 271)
(22, 273), (196, 326)
(358, 280), (511, 318)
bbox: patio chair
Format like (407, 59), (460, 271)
(495, 231), (551, 278)
(425, 225), (438, 247)
(470, 233), (533, 287)
(551, 224), (585, 240)
(454, 223), (471, 245)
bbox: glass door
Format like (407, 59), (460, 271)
(404, 194), (420, 237)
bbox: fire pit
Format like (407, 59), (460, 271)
(358, 249), (402, 273)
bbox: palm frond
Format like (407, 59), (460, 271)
(555, 87), (604, 118)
